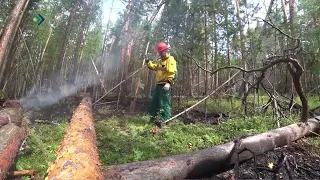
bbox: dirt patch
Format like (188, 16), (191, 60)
(93, 97), (149, 120)
(216, 140), (320, 179)
(173, 109), (229, 125)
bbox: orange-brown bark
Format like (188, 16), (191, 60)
(46, 97), (102, 180)
(0, 124), (27, 180)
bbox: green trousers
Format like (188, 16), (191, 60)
(148, 84), (171, 121)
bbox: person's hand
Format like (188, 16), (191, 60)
(163, 83), (170, 91)
(144, 55), (149, 63)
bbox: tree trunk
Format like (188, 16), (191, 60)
(0, 101), (26, 180)
(261, 0), (275, 37)
(223, 0), (231, 87)
(45, 97), (102, 180)
(281, 0), (288, 24)
(54, 0), (79, 88)
(235, 0), (247, 99)
(0, 0), (29, 87)
(102, 118), (320, 179)
(213, 11), (218, 89)
(204, 6), (208, 121)
(0, 124), (27, 180)
(71, 0), (92, 81)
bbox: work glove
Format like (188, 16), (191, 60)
(163, 83), (170, 91)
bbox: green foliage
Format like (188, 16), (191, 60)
(14, 120), (68, 176)
(82, 25), (104, 60)
(295, 95), (320, 109)
(172, 96), (270, 116)
(95, 113), (294, 166)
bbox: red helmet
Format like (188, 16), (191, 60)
(157, 42), (168, 52)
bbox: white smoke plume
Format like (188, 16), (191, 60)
(19, 75), (100, 110)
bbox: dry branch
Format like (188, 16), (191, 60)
(103, 118), (319, 179)
(6, 169), (39, 178)
(163, 71), (241, 123)
(183, 51), (308, 122)
(45, 97), (102, 180)
(93, 66), (146, 105)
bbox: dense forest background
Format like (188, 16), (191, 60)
(1, 0), (320, 115)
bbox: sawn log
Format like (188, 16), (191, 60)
(0, 108), (23, 128)
(103, 118), (320, 179)
(45, 97), (102, 180)
(0, 123), (27, 180)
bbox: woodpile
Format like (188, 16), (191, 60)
(0, 100), (27, 180)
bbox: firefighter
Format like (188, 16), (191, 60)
(145, 42), (177, 127)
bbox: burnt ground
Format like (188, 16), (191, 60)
(173, 108), (229, 125)
(215, 141), (320, 180)
(27, 96), (81, 123)
(27, 94), (228, 124)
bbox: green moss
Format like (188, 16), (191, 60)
(295, 95), (320, 109)
(96, 114), (296, 166)
(14, 120), (68, 178)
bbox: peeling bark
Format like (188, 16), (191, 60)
(103, 118), (319, 179)
(46, 97), (102, 180)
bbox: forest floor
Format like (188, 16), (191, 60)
(10, 94), (320, 179)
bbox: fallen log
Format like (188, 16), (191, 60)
(0, 123), (27, 180)
(0, 108), (23, 128)
(102, 118), (320, 179)
(45, 97), (102, 180)
(0, 100), (24, 128)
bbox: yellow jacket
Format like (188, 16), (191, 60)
(147, 55), (177, 84)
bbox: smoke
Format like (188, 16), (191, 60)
(19, 75), (100, 110)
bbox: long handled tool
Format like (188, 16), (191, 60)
(93, 65), (146, 105)
(163, 71), (241, 124)
(129, 42), (150, 112)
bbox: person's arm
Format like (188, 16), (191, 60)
(166, 57), (177, 84)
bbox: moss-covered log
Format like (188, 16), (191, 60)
(45, 97), (102, 180)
